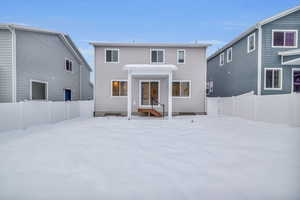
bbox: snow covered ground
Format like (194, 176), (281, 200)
(0, 116), (299, 200)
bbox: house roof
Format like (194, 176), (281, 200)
(278, 48), (300, 56)
(89, 42), (211, 48)
(0, 23), (92, 71)
(207, 5), (300, 61)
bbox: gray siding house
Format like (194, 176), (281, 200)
(90, 42), (210, 119)
(207, 6), (300, 97)
(0, 24), (93, 102)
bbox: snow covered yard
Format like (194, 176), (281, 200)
(0, 116), (299, 200)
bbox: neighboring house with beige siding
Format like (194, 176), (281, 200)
(90, 42), (210, 119)
(0, 23), (93, 103)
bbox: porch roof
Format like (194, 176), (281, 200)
(278, 49), (300, 65)
(123, 64), (177, 75)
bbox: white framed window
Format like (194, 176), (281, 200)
(292, 68), (300, 93)
(65, 58), (73, 72)
(264, 68), (283, 90)
(272, 30), (298, 48)
(177, 49), (185, 64)
(227, 47), (232, 63)
(105, 49), (119, 63)
(111, 80), (127, 96)
(247, 33), (256, 53)
(172, 80), (191, 98)
(151, 49), (165, 64)
(206, 81), (214, 94)
(30, 80), (48, 100)
(219, 52), (225, 66)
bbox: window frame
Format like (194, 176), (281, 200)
(247, 33), (256, 53)
(172, 80), (192, 98)
(292, 68), (300, 93)
(65, 58), (73, 72)
(177, 49), (186, 64)
(219, 52), (225, 66)
(150, 49), (165, 64)
(264, 68), (283, 90)
(272, 30), (298, 48)
(227, 47), (233, 63)
(29, 79), (48, 101)
(105, 48), (120, 64)
(111, 80), (128, 97)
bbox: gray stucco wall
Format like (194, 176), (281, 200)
(261, 10), (300, 95)
(15, 30), (81, 101)
(0, 29), (12, 102)
(207, 30), (259, 97)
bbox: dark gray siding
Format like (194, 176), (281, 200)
(0, 29), (12, 102)
(261, 10), (300, 95)
(81, 64), (93, 100)
(15, 30), (81, 101)
(207, 30), (258, 97)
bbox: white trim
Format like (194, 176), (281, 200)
(64, 58), (73, 72)
(247, 33), (256, 53)
(264, 68), (283, 90)
(150, 49), (165, 64)
(168, 72), (172, 119)
(7, 26), (17, 102)
(138, 80), (160, 108)
(260, 6), (300, 25)
(219, 52), (225, 66)
(172, 80), (192, 98)
(226, 47), (232, 63)
(292, 68), (300, 93)
(177, 49), (186, 64)
(29, 79), (48, 100)
(257, 25), (262, 95)
(271, 30), (298, 48)
(282, 57), (300, 65)
(110, 80), (128, 97)
(127, 72), (132, 119)
(104, 48), (120, 64)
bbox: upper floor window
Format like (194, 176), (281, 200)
(172, 80), (191, 97)
(264, 68), (282, 90)
(177, 49), (185, 64)
(219, 52), (225, 66)
(272, 30), (298, 48)
(65, 59), (73, 71)
(227, 47), (232, 63)
(151, 49), (165, 64)
(247, 33), (256, 53)
(105, 49), (119, 63)
(112, 80), (127, 96)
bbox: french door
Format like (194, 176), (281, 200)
(140, 80), (159, 107)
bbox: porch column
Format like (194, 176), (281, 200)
(127, 71), (132, 120)
(168, 71), (173, 119)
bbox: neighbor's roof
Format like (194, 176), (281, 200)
(0, 23), (92, 71)
(207, 5), (300, 61)
(89, 42), (211, 48)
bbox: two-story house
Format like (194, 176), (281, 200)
(0, 24), (93, 102)
(90, 42), (210, 119)
(207, 5), (300, 97)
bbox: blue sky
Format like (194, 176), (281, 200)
(1, 0), (299, 69)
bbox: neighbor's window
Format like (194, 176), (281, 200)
(248, 33), (256, 53)
(151, 49), (165, 63)
(265, 68), (282, 90)
(31, 81), (47, 100)
(219, 52), (225, 66)
(177, 49), (185, 64)
(227, 47), (232, 63)
(172, 81), (191, 97)
(112, 80), (127, 96)
(273, 30), (297, 48)
(65, 59), (73, 71)
(206, 81), (214, 94)
(105, 49), (119, 63)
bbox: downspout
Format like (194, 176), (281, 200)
(8, 25), (17, 102)
(257, 24), (262, 95)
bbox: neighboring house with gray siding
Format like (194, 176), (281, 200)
(207, 6), (300, 97)
(0, 24), (93, 103)
(90, 42), (210, 119)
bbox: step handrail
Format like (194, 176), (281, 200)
(151, 97), (165, 119)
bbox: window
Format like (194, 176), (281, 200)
(264, 68), (282, 90)
(219, 52), (225, 66)
(177, 49), (185, 64)
(247, 33), (256, 53)
(65, 59), (73, 71)
(292, 69), (300, 93)
(172, 81), (191, 97)
(112, 80), (127, 96)
(272, 30), (298, 48)
(227, 48), (232, 63)
(140, 80), (159, 106)
(151, 49), (165, 63)
(206, 81), (214, 94)
(105, 49), (119, 63)
(64, 89), (72, 101)
(30, 80), (48, 100)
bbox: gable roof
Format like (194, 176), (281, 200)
(0, 23), (92, 71)
(207, 5), (300, 61)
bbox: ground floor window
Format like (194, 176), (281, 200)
(30, 80), (48, 100)
(206, 81), (214, 95)
(293, 69), (300, 93)
(172, 80), (191, 97)
(112, 80), (127, 96)
(64, 89), (72, 101)
(264, 68), (282, 90)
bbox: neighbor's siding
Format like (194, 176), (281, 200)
(0, 29), (12, 102)
(80, 64), (93, 100)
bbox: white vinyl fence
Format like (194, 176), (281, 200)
(0, 100), (94, 132)
(208, 92), (300, 126)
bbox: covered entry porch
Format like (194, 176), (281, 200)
(124, 64), (178, 120)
